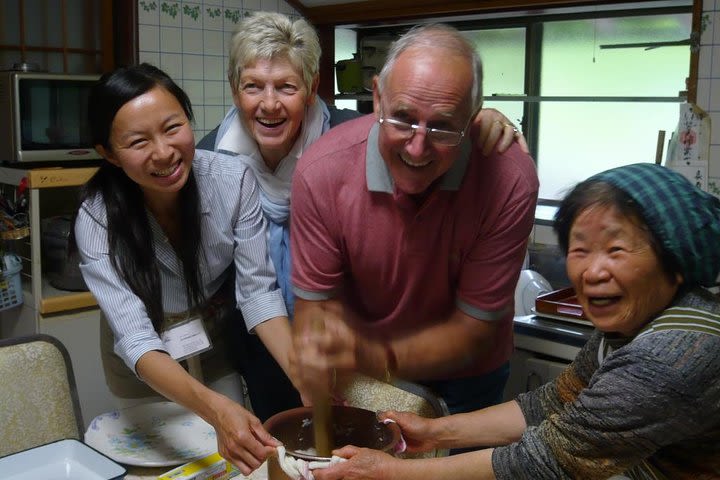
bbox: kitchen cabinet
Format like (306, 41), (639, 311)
(38, 307), (118, 429)
(1, 1), (135, 75)
(503, 348), (571, 401)
(504, 315), (592, 400)
(0, 165), (118, 428)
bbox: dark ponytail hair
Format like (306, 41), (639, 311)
(72, 63), (204, 331)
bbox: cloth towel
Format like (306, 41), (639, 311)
(276, 446), (346, 480)
(275, 419), (407, 480)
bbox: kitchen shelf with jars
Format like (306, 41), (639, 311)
(0, 165), (99, 338)
(333, 34), (392, 107)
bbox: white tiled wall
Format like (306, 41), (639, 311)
(699, 0), (720, 198)
(137, 0), (301, 143)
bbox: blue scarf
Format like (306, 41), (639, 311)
(215, 99), (331, 316)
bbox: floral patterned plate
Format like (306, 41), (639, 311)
(84, 401), (217, 467)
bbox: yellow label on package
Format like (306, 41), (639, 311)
(158, 452), (241, 480)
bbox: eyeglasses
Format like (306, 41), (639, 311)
(378, 117), (467, 147)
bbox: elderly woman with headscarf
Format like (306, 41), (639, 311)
(310, 162), (720, 480)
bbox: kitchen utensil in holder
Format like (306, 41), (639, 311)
(0, 254), (23, 311)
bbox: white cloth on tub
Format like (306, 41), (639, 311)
(276, 446), (346, 480)
(275, 418), (407, 480)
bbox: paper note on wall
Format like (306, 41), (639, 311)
(665, 103), (711, 191)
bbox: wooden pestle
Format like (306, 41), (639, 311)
(311, 315), (333, 457)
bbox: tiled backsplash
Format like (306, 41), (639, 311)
(699, 0), (720, 199)
(137, 0), (300, 143)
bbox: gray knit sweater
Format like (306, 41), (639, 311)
(492, 287), (720, 479)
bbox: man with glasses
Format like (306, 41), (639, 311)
(289, 23), (539, 420)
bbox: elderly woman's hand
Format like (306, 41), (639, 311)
(312, 446), (401, 480)
(378, 410), (440, 453)
(211, 396), (280, 475)
(472, 108), (529, 156)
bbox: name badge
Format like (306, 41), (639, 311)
(160, 316), (212, 362)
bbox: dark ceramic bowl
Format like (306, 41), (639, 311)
(264, 405), (401, 462)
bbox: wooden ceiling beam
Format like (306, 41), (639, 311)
(300, 0), (651, 26)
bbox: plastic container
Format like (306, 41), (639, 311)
(0, 254), (23, 311)
(514, 269), (552, 316)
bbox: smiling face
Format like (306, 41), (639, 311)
(98, 86), (195, 206)
(566, 205), (683, 336)
(232, 57), (317, 170)
(372, 47), (473, 196)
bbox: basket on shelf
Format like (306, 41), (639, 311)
(0, 226), (30, 241)
(0, 254), (23, 311)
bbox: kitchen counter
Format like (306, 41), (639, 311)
(503, 315), (594, 399)
(513, 314), (594, 362)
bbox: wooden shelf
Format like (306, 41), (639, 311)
(14, 263), (98, 316)
(40, 280), (97, 315)
(0, 166), (100, 317)
(27, 167), (99, 188)
(336, 93), (373, 101)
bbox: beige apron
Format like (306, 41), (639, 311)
(100, 287), (238, 399)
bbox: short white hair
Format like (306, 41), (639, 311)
(377, 24), (483, 113)
(227, 12), (321, 93)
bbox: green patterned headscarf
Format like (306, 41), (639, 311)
(582, 163), (720, 287)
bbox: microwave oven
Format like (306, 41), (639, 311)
(0, 71), (102, 163)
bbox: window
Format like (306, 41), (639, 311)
(0, 0), (116, 74)
(340, 1), (693, 201)
(463, 27), (526, 151)
(469, 9), (691, 199)
(335, 27), (358, 111)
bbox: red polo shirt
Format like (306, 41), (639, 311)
(291, 114), (539, 376)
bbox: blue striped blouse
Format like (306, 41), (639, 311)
(75, 149), (287, 372)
